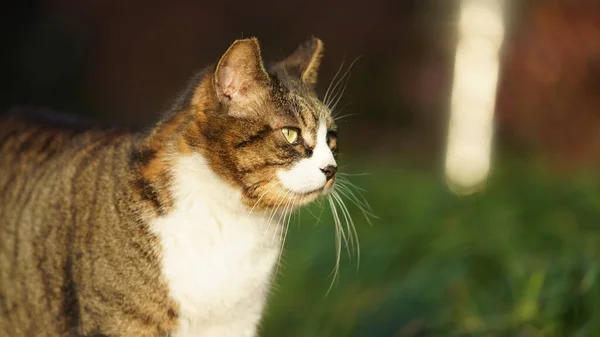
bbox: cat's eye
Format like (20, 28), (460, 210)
(281, 127), (300, 144)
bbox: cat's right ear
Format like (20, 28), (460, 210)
(214, 38), (270, 106)
(269, 37), (324, 87)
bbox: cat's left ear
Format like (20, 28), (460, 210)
(270, 37), (324, 87)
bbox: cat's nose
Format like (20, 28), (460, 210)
(320, 165), (337, 181)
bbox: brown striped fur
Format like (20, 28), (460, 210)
(0, 37), (336, 336)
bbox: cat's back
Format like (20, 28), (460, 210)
(0, 107), (133, 197)
(1, 107), (113, 165)
(0, 108), (138, 336)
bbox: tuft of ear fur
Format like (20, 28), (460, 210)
(214, 38), (270, 104)
(270, 37), (324, 87)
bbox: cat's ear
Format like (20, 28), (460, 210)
(214, 38), (270, 103)
(270, 37), (324, 87)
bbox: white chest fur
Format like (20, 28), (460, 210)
(150, 155), (280, 337)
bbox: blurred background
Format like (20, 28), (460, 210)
(3, 0), (600, 336)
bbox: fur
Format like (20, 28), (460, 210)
(0, 37), (338, 336)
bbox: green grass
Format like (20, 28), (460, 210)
(261, 160), (600, 337)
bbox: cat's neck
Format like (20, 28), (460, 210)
(130, 108), (199, 217)
(170, 153), (251, 217)
(154, 150), (282, 234)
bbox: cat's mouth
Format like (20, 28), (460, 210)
(296, 187), (323, 196)
(287, 179), (335, 204)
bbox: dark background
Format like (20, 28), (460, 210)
(2, 0), (460, 162)
(4, 1), (600, 336)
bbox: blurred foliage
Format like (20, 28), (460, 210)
(263, 159), (600, 337)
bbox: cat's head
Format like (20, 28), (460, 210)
(184, 37), (338, 211)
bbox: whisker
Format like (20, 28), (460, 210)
(336, 178), (378, 223)
(333, 113), (358, 122)
(332, 190), (361, 270)
(327, 57), (360, 111)
(331, 191), (355, 257)
(248, 181), (279, 217)
(332, 191), (360, 258)
(324, 59), (346, 106)
(326, 195), (344, 295)
(264, 189), (290, 241)
(332, 195), (351, 258)
(326, 60), (353, 109)
(295, 204), (301, 228)
(337, 172), (372, 177)
(326, 72), (347, 110)
(330, 76), (351, 112)
(277, 194), (297, 271)
(273, 191), (293, 240)
(337, 175), (372, 194)
(278, 192), (294, 243)
(305, 206), (321, 222)
(332, 102), (352, 119)
(273, 194), (292, 275)
(306, 201), (326, 226)
(336, 180), (375, 215)
(320, 172), (376, 294)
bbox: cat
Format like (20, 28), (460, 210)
(0, 37), (341, 337)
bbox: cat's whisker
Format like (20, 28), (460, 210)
(248, 181), (280, 217)
(331, 190), (356, 255)
(273, 190), (292, 228)
(279, 190), (296, 245)
(326, 68), (347, 108)
(259, 191), (282, 235)
(329, 192), (352, 258)
(263, 189), (289, 241)
(322, 173), (378, 294)
(333, 199), (351, 259)
(276, 193), (297, 274)
(336, 179), (373, 212)
(325, 71), (347, 110)
(306, 203), (324, 224)
(323, 59), (346, 107)
(336, 177), (378, 223)
(326, 194), (344, 295)
(276, 191), (294, 244)
(332, 190), (360, 269)
(336, 174), (371, 193)
(332, 102), (351, 118)
(294, 204), (301, 228)
(327, 57), (360, 111)
(333, 112), (358, 122)
(337, 172), (372, 177)
(330, 76), (351, 113)
(269, 189), (295, 245)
